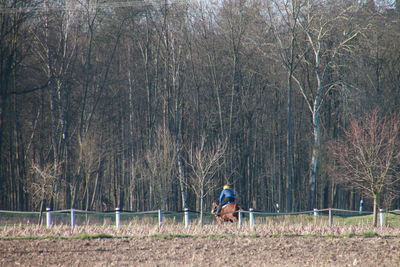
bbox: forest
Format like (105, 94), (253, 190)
(1, 0), (400, 214)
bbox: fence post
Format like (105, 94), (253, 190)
(238, 210), (242, 228)
(313, 208), (318, 224)
(328, 208), (333, 227)
(313, 208), (318, 216)
(46, 208), (52, 228)
(249, 208), (254, 229)
(158, 209), (163, 228)
(379, 209), (385, 228)
(184, 208), (190, 227)
(115, 208), (121, 229)
(71, 208), (75, 229)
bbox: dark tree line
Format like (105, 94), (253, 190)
(1, 0), (399, 213)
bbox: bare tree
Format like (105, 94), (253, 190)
(187, 136), (226, 225)
(144, 127), (176, 210)
(27, 162), (61, 224)
(72, 131), (106, 210)
(267, 0), (305, 212)
(294, 0), (363, 209)
(0, 0), (42, 209)
(329, 109), (400, 226)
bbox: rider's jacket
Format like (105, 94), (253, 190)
(219, 189), (236, 203)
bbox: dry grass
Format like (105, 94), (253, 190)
(1, 220), (399, 239)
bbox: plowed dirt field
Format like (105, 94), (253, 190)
(1, 236), (399, 266)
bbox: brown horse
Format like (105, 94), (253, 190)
(211, 201), (239, 223)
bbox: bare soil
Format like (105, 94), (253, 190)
(1, 236), (399, 266)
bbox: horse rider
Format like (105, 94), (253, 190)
(215, 184), (236, 215)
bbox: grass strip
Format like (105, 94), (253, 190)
(0, 232), (261, 240)
(147, 233), (260, 239)
(0, 233), (129, 240)
(2, 232), (399, 240)
(271, 232), (390, 238)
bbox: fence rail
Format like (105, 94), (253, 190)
(1, 207), (398, 229)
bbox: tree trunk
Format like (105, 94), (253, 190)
(199, 188), (204, 226)
(309, 65), (324, 209)
(286, 71), (294, 212)
(176, 132), (187, 209)
(372, 192), (380, 227)
(309, 109), (321, 209)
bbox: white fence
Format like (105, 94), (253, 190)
(0, 207), (395, 229)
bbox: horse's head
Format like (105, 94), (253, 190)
(211, 201), (218, 214)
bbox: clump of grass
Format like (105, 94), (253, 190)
(149, 233), (192, 239)
(239, 233), (260, 238)
(73, 233), (115, 239)
(343, 232), (356, 238)
(0, 235), (59, 240)
(362, 231), (379, 237)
